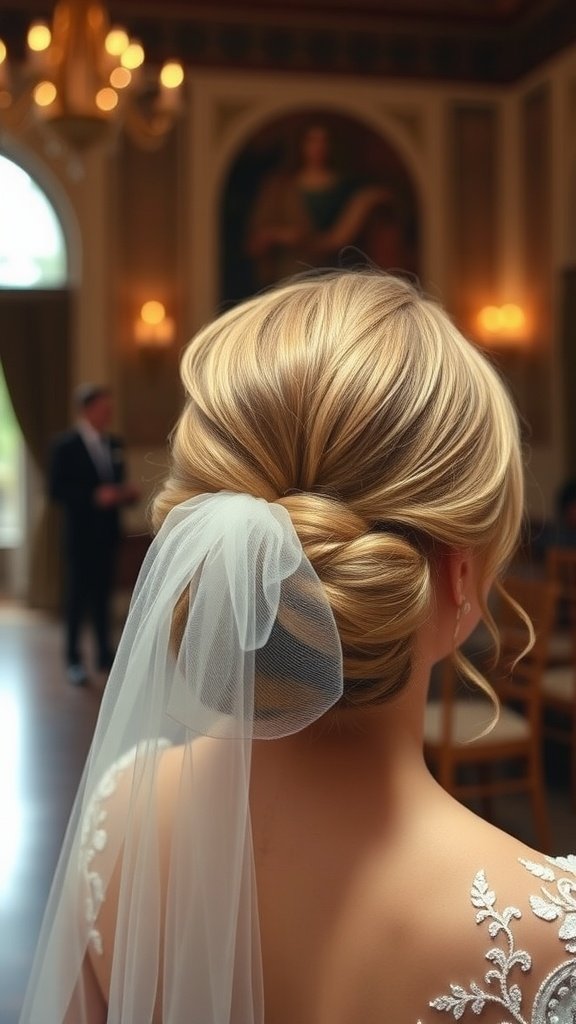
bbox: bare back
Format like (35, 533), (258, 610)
(249, 736), (572, 1024)
(84, 736), (573, 1024)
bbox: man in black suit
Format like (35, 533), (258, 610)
(49, 384), (139, 685)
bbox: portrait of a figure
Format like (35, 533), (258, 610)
(221, 110), (420, 303)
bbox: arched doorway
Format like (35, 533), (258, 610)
(0, 153), (70, 597)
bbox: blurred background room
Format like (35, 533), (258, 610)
(0, 0), (575, 1020)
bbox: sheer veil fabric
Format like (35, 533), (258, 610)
(20, 492), (344, 1023)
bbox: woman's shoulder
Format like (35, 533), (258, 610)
(417, 851), (576, 1023)
(415, 818), (576, 1022)
(320, 813), (575, 1024)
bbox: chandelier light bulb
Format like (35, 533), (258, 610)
(160, 61), (184, 89)
(105, 27), (130, 57)
(95, 87), (119, 112)
(110, 66), (132, 89)
(27, 22), (52, 53)
(121, 43), (145, 70)
(0, 39), (6, 92)
(0, 3), (184, 157)
(33, 81), (57, 107)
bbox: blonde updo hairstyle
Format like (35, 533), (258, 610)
(153, 271), (524, 708)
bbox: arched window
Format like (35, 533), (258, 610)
(0, 154), (67, 289)
(0, 155), (68, 551)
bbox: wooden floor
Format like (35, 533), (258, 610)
(0, 607), (105, 1024)
(0, 606), (574, 1023)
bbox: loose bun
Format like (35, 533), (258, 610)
(276, 493), (431, 703)
(152, 270), (523, 707)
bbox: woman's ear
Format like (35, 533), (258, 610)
(432, 549), (482, 656)
(445, 549), (475, 608)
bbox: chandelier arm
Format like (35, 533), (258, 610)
(0, 82), (38, 131)
(124, 105), (181, 151)
(0, 0), (184, 160)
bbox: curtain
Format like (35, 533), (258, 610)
(561, 268), (576, 475)
(0, 289), (71, 611)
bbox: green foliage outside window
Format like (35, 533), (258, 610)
(0, 366), (21, 544)
(0, 154), (68, 548)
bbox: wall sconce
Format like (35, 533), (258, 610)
(134, 300), (175, 349)
(475, 304), (528, 348)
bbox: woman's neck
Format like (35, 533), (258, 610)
(250, 662), (438, 828)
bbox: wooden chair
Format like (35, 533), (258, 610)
(544, 547), (576, 664)
(542, 547), (576, 805)
(424, 576), (556, 851)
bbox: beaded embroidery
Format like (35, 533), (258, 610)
(420, 858), (576, 1023)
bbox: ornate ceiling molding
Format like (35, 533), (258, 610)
(1, 0), (574, 83)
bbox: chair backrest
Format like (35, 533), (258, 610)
(546, 546), (576, 635)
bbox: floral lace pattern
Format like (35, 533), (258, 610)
(79, 741), (171, 956)
(419, 859), (576, 1023)
(519, 855), (576, 955)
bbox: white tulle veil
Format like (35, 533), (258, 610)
(20, 492), (344, 1023)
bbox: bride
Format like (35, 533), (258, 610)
(20, 271), (574, 1023)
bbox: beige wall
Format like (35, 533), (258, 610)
(511, 45), (576, 514)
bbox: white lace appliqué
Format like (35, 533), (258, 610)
(79, 741), (170, 956)
(79, 746), (139, 956)
(419, 865), (576, 1024)
(519, 855), (576, 955)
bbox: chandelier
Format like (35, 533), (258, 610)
(0, 0), (185, 156)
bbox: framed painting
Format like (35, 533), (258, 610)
(220, 109), (420, 304)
